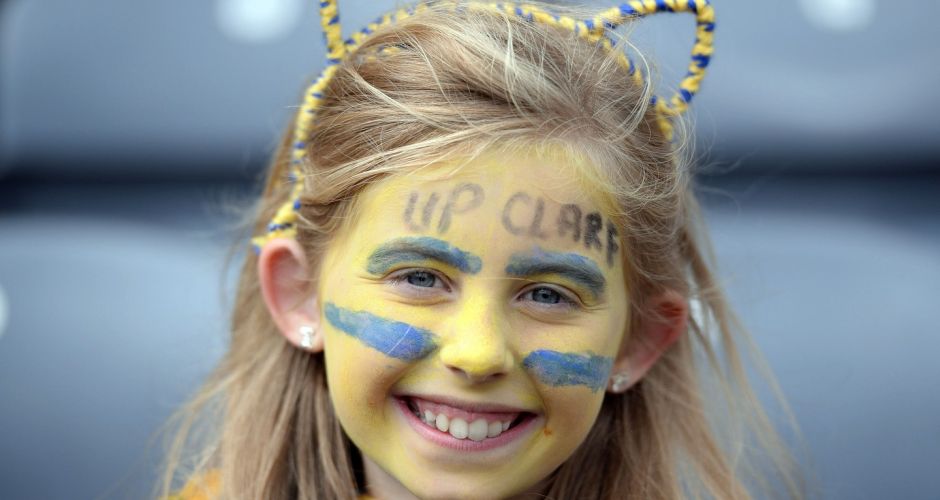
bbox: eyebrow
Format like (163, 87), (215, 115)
(505, 248), (606, 299)
(366, 236), (482, 275)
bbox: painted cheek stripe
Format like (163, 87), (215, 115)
(522, 350), (613, 393)
(324, 302), (438, 361)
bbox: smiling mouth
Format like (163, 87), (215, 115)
(399, 396), (534, 442)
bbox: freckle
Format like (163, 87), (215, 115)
(543, 428), (553, 436)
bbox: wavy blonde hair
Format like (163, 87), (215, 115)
(158, 3), (804, 499)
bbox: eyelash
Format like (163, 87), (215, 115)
(385, 268), (584, 310)
(517, 284), (580, 310)
(387, 268), (451, 293)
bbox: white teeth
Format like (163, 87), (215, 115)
(487, 421), (503, 438)
(449, 418), (469, 439)
(435, 413), (449, 432)
(411, 402), (519, 441)
(468, 419), (488, 441)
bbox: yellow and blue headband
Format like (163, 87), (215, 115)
(252, 0), (715, 252)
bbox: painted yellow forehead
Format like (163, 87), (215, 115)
(344, 145), (622, 266)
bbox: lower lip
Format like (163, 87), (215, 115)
(395, 397), (538, 452)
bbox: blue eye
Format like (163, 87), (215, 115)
(518, 284), (582, 311)
(530, 287), (562, 304)
(385, 268), (453, 301)
(405, 271), (437, 288)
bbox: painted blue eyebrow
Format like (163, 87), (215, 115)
(505, 248), (606, 298)
(366, 236), (482, 275)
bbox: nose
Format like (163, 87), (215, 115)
(438, 298), (513, 383)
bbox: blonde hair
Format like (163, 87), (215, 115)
(159, 3), (804, 499)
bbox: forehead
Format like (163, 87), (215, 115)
(344, 147), (620, 266)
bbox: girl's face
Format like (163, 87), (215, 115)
(316, 147), (629, 499)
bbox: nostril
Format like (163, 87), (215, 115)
(446, 364), (505, 383)
(439, 339), (512, 381)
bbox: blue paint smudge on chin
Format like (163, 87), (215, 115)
(324, 302), (438, 361)
(522, 350), (613, 392)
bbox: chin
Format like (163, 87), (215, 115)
(365, 453), (550, 500)
(400, 476), (536, 500)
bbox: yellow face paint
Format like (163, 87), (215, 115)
(317, 145), (629, 499)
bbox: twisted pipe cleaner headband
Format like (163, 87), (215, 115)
(251, 0), (715, 252)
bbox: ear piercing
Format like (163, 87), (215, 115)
(610, 372), (631, 393)
(299, 325), (316, 349)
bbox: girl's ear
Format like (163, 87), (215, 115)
(257, 238), (324, 353)
(608, 290), (688, 393)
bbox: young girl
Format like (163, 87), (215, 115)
(161, 1), (803, 498)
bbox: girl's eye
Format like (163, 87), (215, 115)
(387, 269), (451, 294)
(530, 287), (561, 304)
(521, 285), (578, 308)
(405, 270), (437, 288)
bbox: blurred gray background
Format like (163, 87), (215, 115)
(1, 0), (938, 498)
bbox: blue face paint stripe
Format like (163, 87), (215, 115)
(505, 248), (606, 299)
(366, 236), (482, 275)
(324, 303), (437, 361)
(522, 350), (613, 392)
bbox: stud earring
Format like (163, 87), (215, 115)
(299, 325), (316, 349)
(610, 372), (631, 393)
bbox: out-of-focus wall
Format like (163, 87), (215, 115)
(1, 1), (938, 499)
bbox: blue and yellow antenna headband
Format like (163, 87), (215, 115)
(251, 0), (715, 252)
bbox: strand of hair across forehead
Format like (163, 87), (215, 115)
(251, 0), (714, 252)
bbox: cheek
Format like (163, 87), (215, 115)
(514, 313), (623, 393)
(520, 383), (606, 481)
(514, 316), (621, 445)
(522, 350), (613, 392)
(540, 385), (606, 437)
(324, 303), (438, 361)
(519, 343), (612, 440)
(322, 330), (394, 416)
(320, 301), (439, 451)
(322, 327), (418, 464)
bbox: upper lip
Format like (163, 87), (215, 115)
(397, 394), (536, 414)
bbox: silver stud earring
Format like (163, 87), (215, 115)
(299, 325), (316, 349)
(610, 372), (631, 393)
